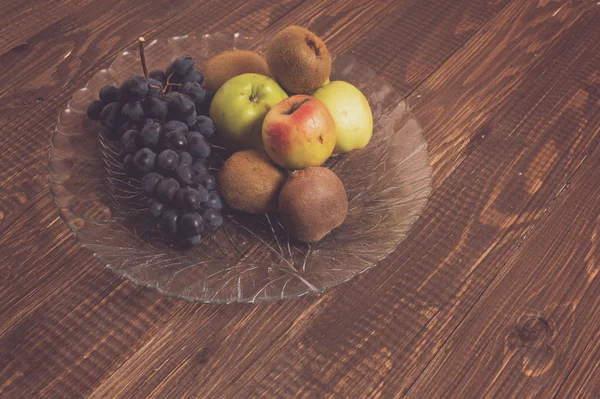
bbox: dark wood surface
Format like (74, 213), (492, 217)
(1, 0), (600, 397)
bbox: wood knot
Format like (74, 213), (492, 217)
(504, 316), (556, 377)
(194, 348), (210, 364)
(519, 317), (551, 345)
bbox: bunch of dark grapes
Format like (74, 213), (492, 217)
(87, 51), (222, 246)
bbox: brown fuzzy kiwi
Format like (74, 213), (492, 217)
(279, 167), (347, 243)
(202, 50), (270, 92)
(219, 150), (286, 214)
(266, 26), (332, 94)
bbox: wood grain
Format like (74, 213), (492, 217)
(555, 327), (600, 398)
(407, 132), (600, 397)
(0, 0), (504, 322)
(0, 0), (508, 393)
(1, 0), (600, 397)
(246, 3), (600, 397)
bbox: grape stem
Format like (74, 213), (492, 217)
(138, 37), (149, 79)
(163, 72), (182, 94)
(137, 42), (183, 94)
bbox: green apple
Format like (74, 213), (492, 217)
(312, 81), (373, 154)
(210, 73), (288, 151)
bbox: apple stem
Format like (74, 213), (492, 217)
(138, 37), (149, 79)
(288, 98), (311, 114)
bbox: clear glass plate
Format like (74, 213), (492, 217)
(48, 32), (432, 303)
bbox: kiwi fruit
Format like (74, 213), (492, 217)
(279, 167), (347, 243)
(266, 26), (332, 94)
(202, 50), (270, 92)
(219, 150), (286, 214)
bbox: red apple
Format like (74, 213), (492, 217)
(262, 95), (336, 170)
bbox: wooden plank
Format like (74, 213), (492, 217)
(0, 0), (509, 397)
(0, 0), (64, 52)
(244, 3), (600, 398)
(406, 114), (600, 397)
(554, 328), (600, 399)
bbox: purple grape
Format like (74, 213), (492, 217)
(204, 191), (223, 210)
(99, 84), (120, 103)
(165, 65), (174, 79)
(164, 120), (188, 134)
(143, 96), (168, 120)
(87, 100), (105, 121)
(203, 208), (223, 231)
(174, 187), (201, 212)
(191, 161), (209, 186)
(123, 153), (138, 177)
(156, 178), (180, 203)
(149, 70), (167, 86)
(162, 131), (188, 151)
(178, 212), (204, 236)
(123, 153), (134, 165)
(174, 164), (193, 186)
(204, 175), (217, 191)
(178, 151), (193, 166)
(141, 172), (164, 195)
(181, 82), (206, 104)
(182, 234), (201, 246)
(191, 115), (216, 138)
(180, 69), (203, 85)
(148, 198), (166, 218)
(192, 159), (208, 173)
(195, 184), (209, 204)
(121, 101), (145, 122)
(147, 82), (163, 97)
(184, 110), (198, 127)
(100, 102), (122, 129)
(156, 149), (179, 172)
(117, 120), (139, 140)
(165, 92), (195, 120)
(159, 209), (180, 235)
(186, 131), (211, 158)
(119, 76), (148, 102)
(139, 119), (162, 148)
(170, 56), (195, 77)
(120, 129), (140, 153)
(133, 148), (156, 173)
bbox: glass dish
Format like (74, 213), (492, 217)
(49, 32), (432, 303)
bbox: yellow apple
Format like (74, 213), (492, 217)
(312, 81), (373, 154)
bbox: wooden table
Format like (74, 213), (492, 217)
(1, 0), (600, 397)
